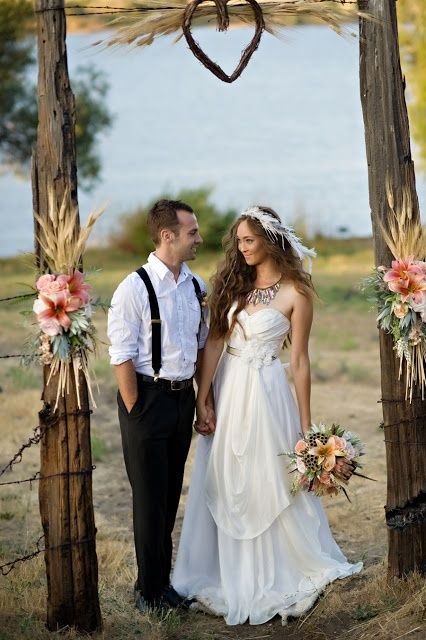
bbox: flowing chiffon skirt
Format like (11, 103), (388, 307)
(173, 309), (362, 625)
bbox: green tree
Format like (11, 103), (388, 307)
(0, 0), (113, 191)
(114, 187), (237, 254)
(398, 0), (426, 171)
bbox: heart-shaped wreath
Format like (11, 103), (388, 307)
(182, 0), (265, 83)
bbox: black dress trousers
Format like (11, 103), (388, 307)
(118, 375), (195, 602)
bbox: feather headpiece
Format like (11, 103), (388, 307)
(240, 206), (316, 271)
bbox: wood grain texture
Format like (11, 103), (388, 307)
(32, 0), (101, 630)
(358, 0), (426, 576)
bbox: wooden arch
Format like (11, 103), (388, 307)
(32, 0), (425, 631)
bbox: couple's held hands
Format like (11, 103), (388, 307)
(194, 403), (216, 436)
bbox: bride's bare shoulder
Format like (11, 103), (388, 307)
(276, 282), (313, 318)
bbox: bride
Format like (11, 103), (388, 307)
(172, 206), (362, 625)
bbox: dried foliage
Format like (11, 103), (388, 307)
(34, 189), (105, 274)
(34, 189), (105, 408)
(380, 179), (426, 262)
(97, 0), (367, 50)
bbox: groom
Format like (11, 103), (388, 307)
(108, 199), (209, 612)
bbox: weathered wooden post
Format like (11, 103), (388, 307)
(358, 0), (426, 577)
(32, 0), (102, 630)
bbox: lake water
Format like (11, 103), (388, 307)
(1, 24), (425, 256)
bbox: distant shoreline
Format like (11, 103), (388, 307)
(65, 12), (357, 35)
(0, 235), (374, 265)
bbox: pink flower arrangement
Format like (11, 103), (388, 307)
(363, 257), (426, 400)
(30, 268), (99, 408)
(33, 270), (91, 336)
(383, 258), (426, 305)
(286, 423), (366, 500)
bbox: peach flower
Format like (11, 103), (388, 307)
(33, 290), (81, 336)
(408, 296), (426, 322)
(296, 458), (307, 474)
(408, 324), (423, 346)
(384, 259), (426, 304)
(392, 302), (410, 319)
(309, 436), (346, 472)
(294, 439), (307, 454)
(57, 270), (90, 306)
(36, 274), (56, 291)
(319, 472), (333, 487)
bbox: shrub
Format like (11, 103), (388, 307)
(112, 187), (237, 255)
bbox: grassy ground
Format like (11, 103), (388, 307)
(0, 241), (425, 640)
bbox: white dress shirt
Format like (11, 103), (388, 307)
(108, 253), (208, 380)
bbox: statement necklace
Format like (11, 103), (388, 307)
(246, 279), (281, 306)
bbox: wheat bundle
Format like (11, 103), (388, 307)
(95, 0), (364, 50)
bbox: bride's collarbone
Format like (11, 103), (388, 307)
(243, 305), (292, 324)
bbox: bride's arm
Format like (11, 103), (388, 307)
(289, 291), (313, 434)
(196, 334), (224, 433)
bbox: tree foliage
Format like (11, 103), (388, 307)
(113, 187), (237, 255)
(398, 0), (426, 172)
(0, 0), (113, 191)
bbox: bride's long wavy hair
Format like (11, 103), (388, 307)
(209, 207), (315, 339)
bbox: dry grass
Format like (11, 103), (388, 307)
(380, 181), (426, 262)
(100, 0), (360, 50)
(0, 244), (425, 640)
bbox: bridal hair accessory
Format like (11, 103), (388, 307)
(240, 207), (316, 271)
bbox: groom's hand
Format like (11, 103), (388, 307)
(195, 403), (216, 436)
(204, 405), (216, 434)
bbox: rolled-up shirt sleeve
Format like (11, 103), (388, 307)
(108, 275), (145, 365)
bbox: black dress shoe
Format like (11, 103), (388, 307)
(134, 583), (170, 615)
(161, 585), (195, 610)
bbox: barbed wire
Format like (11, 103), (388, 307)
(0, 465), (96, 488)
(378, 396), (425, 404)
(0, 534), (96, 576)
(382, 415), (426, 430)
(32, 0), (360, 17)
(0, 425), (47, 478)
(0, 403), (96, 577)
(0, 354), (26, 359)
(0, 535), (45, 576)
(0, 294), (34, 303)
(0, 407), (93, 477)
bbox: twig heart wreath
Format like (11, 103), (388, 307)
(182, 0), (265, 83)
(97, 1), (371, 81)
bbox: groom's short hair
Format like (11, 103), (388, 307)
(148, 199), (194, 245)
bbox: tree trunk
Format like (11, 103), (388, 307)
(32, 0), (102, 630)
(358, 0), (426, 577)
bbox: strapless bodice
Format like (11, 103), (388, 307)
(227, 307), (290, 368)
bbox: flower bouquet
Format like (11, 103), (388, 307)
(286, 423), (368, 501)
(28, 188), (105, 409)
(362, 184), (426, 400)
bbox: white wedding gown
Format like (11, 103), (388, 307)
(172, 307), (362, 625)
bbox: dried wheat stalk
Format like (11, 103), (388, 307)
(381, 178), (426, 261)
(34, 188), (105, 274)
(94, 0), (367, 50)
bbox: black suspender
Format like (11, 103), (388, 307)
(191, 275), (203, 346)
(136, 267), (162, 379)
(135, 267), (203, 380)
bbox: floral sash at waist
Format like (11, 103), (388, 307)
(226, 342), (279, 369)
